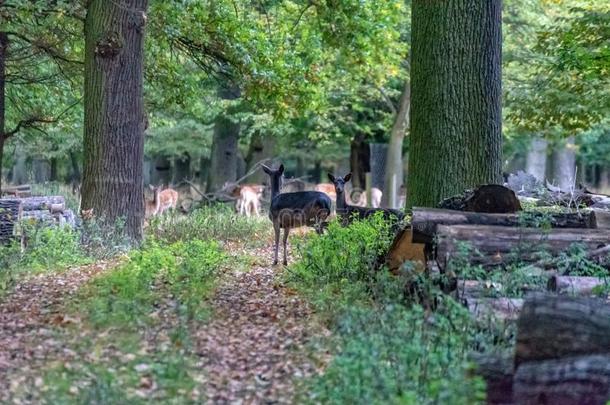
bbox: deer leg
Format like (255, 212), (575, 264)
(282, 227), (290, 266)
(273, 221), (280, 266)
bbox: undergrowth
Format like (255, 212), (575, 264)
(287, 214), (490, 404)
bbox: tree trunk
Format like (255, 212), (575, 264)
(32, 158), (51, 183)
(151, 154), (172, 185)
(245, 131), (275, 184)
(552, 136), (577, 192)
(408, 0), (503, 208)
(436, 225), (610, 271)
(68, 150), (81, 184)
(412, 207), (596, 244)
(173, 152), (190, 191)
(350, 134), (370, 190)
(11, 145), (27, 185)
(513, 354), (610, 405)
(0, 32), (7, 192)
(81, 0), (148, 241)
(206, 85), (240, 193)
(382, 82), (410, 208)
(49, 158), (58, 182)
(515, 294), (610, 366)
(525, 136), (548, 181)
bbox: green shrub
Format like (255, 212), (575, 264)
(302, 298), (486, 404)
(286, 213), (395, 306)
(147, 205), (270, 247)
(83, 239), (225, 327)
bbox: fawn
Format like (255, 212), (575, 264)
(233, 184), (264, 217)
(158, 187), (179, 215)
(328, 173), (404, 225)
(145, 185), (161, 218)
(263, 164), (331, 265)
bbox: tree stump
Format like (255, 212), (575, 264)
(515, 295), (610, 366)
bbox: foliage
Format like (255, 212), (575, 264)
(146, 206), (270, 247)
(287, 216), (495, 404)
(82, 239), (226, 327)
(287, 214), (395, 309)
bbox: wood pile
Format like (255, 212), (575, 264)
(1, 184), (32, 198)
(473, 295), (610, 405)
(0, 195), (77, 244)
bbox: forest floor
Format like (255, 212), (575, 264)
(0, 243), (328, 404)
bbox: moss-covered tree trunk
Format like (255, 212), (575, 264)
(0, 32), (7, 192)
(245, 131), (276, 184)
(81, 0), (148, 241)
(381, 81), (410, 208)
(407, 0), (503, 208)
(206, 85), (241, 193)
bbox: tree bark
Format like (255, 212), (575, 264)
(525, 136), (548, 181)
(412, 207), (597, 244)
(436, 225), (610, 271)
(0, 32), (7, 192)
(408, 0), (503, 208)
(552, 136), (577, 192)
(469, 351), (514, 405)
(173, 152), (190, 191)
(245, 131), (275, 184)
(515, 294), (610, 366)
(349, 134), (370, 190)
(513, 354), (610, 405)
(32, 158), (51, 183)
(81, 0), (148, 241)
(0, 199), (21, 244)
(11, 145), (27, 185)
(382, 81), (410, 208)
(206, 85), (240, 193)
(547, 275), (607, 297)
(151, 154), (172, 185)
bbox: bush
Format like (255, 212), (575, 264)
(146, 205), (270, 247)
(301, 298), (486, 404)
(286, 213), (395, 306)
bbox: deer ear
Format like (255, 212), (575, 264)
(327, 173), (336, 182)
(278, 164), (285, 175)
(344, 173), (352, 182)
(262, 164), (272, 175)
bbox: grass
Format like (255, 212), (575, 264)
(286, 214), (493, 404)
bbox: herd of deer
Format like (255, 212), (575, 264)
(143, 163), (404, 265)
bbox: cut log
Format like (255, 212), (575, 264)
(547, 275), (608, 297)
(385, 227), (427, 274)
(438, 184), (521, 213)
(515, 294), (610, 366)
(0, 199), (22, 244)
(469, 351), (514, 405)
(455, 279), (503, 299)
(21, 210), (55, 223)
(513, 354), (610, 405)
(436, 225), (610, 271)
(19, 196), (65, 211)
(412, 207), (596, 244)
(1, 184), (32, 197)
(463, 297), (524, 321)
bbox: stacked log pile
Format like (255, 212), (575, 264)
(0, 199), (22, 244)
(0, 196), (76, 241)
(473, 295), (610, 405)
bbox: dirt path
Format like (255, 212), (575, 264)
(195, 245), (328, 403)
(0, 244), (327, 404)
(0, 261), (116, 402)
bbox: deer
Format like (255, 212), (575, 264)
(233, 184), (264, 217)
(158, 186), (179, 215)
(328, 173), (404, 226)
(314, 183), (337, 202)
(350, 187), (382, 207)
(145, 185), (161, 219)
(263, 164), (332, 265)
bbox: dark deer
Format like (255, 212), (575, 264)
(263, 164), (331, 265)
(328, 173), (404, 225)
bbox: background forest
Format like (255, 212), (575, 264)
(2, 0), (608, 212)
